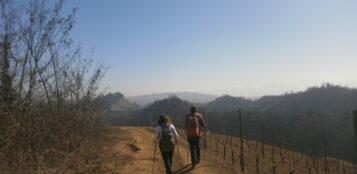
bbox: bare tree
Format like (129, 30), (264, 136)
(0, 0), (106, 173)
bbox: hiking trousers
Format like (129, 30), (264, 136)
(159, 146), (174, 174)
(188, 137), (200, 164)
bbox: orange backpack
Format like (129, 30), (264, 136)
(186, 113), (200, 137)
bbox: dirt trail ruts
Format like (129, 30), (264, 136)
(110, 127), (239, 174)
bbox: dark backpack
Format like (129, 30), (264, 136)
(159, 124), (176, 152)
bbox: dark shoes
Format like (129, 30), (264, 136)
(191, 161), (199, 168)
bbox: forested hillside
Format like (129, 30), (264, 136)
(205, 95), (253, 112)
(95, 92), (140, 112)
(205, 84), (357, 115)
(111, 95), (192, 126)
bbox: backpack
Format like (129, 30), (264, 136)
(186, 113), (200, 137)
(159, 124), (176, 152)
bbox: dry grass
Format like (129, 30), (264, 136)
(27, 127), (135, 174)
(177, 129), (357, 174)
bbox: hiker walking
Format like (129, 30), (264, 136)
(185, 106), (206, 167)
(155, 114), (179, 174)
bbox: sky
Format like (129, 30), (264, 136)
(64, 0), (357, 97)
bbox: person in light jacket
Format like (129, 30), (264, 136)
(155, 114), (179, 174)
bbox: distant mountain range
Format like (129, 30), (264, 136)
(103, 83), (357, 115)
(127, 92), (218, 106)
(204, 83), (357, 115)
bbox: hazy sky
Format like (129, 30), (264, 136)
(65, 0), (357, 97)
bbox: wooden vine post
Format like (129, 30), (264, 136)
(353, 110), (357, 164)
(261, 125), (265, 157)
(271, 129), (275, 163)
(323, 132), (328, 174)
(239, 108), (245, 172)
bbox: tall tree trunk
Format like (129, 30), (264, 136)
(0, 34), (13, 108)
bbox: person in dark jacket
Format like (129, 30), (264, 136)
(185, 106), (206, 167)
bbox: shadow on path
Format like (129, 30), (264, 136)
(174, 164), (194, 174)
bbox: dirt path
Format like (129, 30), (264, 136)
(108, 126), (240, 174)
(75, 126), (357, 174)
(110, 126), (186, 174)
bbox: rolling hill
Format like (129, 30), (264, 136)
(111, 84), (357, 163)
(112, 95), (193, 126)
(205, 84), (357, 115)
(95, 92), (140, 113)
(127, 92), (217, 106)
(204, 95), (253, 112)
